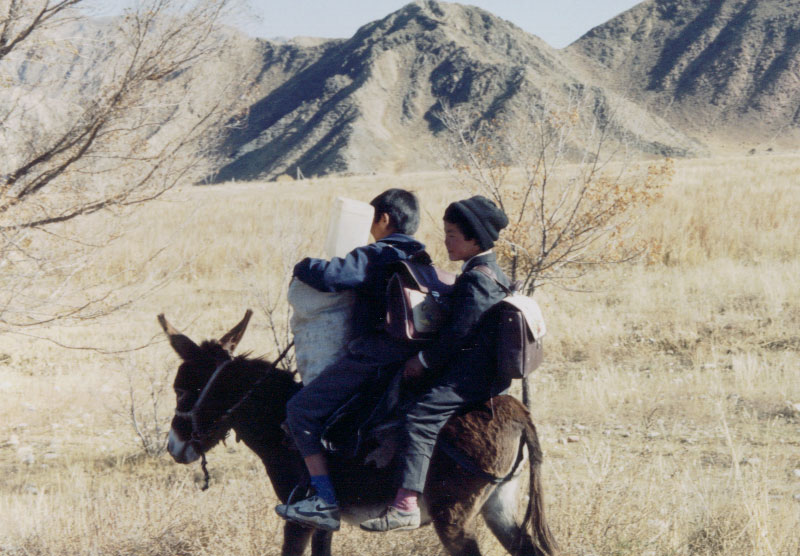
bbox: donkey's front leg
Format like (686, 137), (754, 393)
(311, 529), (333, 556)
(281, 521), (313, 556)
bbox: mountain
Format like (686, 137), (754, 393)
(568, 0), (800, 142)
(15, 0), (800, 182)
(247, 37), (344, 104)
(213, 0), (699, 182)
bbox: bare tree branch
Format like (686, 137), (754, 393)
(435, 93), (674, 294)
(6, 328), (164, 353)
(0, 0), (258, 335)
(0, 0), (81, 60)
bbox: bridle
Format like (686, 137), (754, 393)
(174, 341), (295, 490)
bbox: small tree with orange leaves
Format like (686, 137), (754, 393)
(436, 96), (674, 296)
(437, 96), (674, 408)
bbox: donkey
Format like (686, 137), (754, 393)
(160, 310), (556, 556)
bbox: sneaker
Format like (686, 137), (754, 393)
(360, 506), (421, 532)
(275, 494), (340, 531)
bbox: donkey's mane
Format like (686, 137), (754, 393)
(195, 340), (297, 380)
(195, 341), (300, 402)
(234, 353), (298, 383)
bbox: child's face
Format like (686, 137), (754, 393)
(444, 221), (482, 262)
(370, 212), (393, 241)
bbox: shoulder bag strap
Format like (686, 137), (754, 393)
(473, 265), (513, 296)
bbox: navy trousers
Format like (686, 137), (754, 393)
(286, 333), (415, 458)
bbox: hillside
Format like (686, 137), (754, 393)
(568, 0), (800, 143)
(213, 0), (699, 182)
(1, 18), (265, 176)
(11, 0), (800, 181)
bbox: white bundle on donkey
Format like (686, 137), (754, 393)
(288, 197), (374, 384)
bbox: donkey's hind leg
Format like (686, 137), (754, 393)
(432, 514), (483, 556)
(428, 475), (493, 556)
(481, 476), (540, 556)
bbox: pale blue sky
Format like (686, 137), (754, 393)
(90, 1), (644, 49)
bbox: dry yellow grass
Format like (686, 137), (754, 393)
(1, 154), (799, 555)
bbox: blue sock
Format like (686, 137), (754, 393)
(310, 474), (338, 506)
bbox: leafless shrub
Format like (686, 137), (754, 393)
(238, 232), (306, 370)
(435, 95), (674, 295)
(0, 0), (257, 334)
(435, 94), (674, 407)
(120, 352), (173, 457)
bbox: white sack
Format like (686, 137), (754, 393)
(289, 279), (356, 384)
(289, 197), (373, 384)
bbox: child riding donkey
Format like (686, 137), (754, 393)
(361, 195), (511, 532)
(277, 192), (511, 533)
(277, 188), (426, 531)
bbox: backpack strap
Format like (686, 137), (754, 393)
(396, 260), (457, 292)
(474, 265), (514, 296)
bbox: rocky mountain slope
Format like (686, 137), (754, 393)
(213, 0), (699, 182)
(568, 0), (800, 142)
(2, 18), (265, 174)
(12, 0), (800, 182)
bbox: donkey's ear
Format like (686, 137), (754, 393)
(158, 314), (201, 361)
(219, 309), (253, 355)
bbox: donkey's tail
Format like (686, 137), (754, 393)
(521, 415), (558, 555)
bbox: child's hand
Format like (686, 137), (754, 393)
(402, 356), (425, 381)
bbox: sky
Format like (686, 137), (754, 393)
(91, 1), (644, 49)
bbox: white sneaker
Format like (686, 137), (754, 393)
(275, 494), (341, 531)
(360, 506), (421, 532)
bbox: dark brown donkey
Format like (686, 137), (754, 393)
(160, 310), (556, 556)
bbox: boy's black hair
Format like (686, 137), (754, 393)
(370, 188), (420, 235)
(443, 204), (477, 241)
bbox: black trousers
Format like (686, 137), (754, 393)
(399, 355), (510, 493)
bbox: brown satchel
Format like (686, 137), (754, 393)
(475, 266), (545, 380)
(385, 256), (456, 342)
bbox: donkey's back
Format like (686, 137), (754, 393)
(424, 395), (556, 556)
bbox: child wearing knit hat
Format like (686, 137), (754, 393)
(360, 195), (512, 532)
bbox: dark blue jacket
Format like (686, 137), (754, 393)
(420, 252), (510, 375)
(293, 233), (426, 339)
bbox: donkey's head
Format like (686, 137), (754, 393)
(158, 310), (253, 464)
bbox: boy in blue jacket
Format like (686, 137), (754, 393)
(276, 188), (425, 531)
(360, 195), (510, 532)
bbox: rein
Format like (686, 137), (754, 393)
(177, 341), (295, 490)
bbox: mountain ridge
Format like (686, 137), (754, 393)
(10, 0), (798, 182)
(568, 0), (800, 142)
(213, 0), (700, 182)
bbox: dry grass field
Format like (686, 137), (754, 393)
(0, 154), (798, 555)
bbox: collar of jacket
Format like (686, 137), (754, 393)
(462, 251), (496, 272)
(379, 233), (425, 251)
